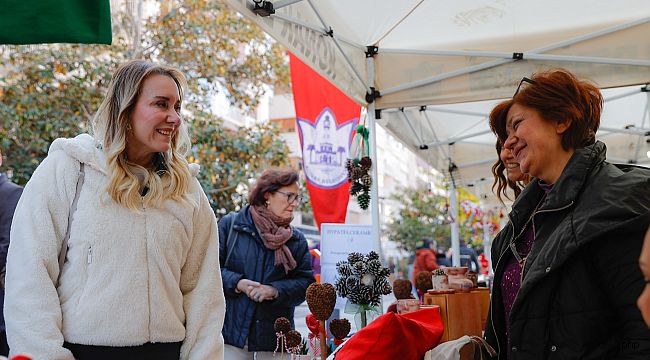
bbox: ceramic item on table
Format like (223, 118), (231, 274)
(396, 298), (421, 314)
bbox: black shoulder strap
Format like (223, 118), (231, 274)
(223, 212), (238, 267)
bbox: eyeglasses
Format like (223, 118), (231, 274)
(514, 77), (537, 97)
(276, 190), (303, 204)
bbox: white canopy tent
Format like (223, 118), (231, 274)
(224, 0), (650, 265)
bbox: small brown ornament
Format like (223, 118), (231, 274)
(274, 317), (291, 334)
(393, 279), (414, 300)
(329, 318), (351, 339)
(285, 330), (303, 349)
(415, 271), (433, 292)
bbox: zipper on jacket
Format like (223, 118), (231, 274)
(488, 209), (539, 358)
(87, 245), (93, 264)
(519, 201), (574, 281)
(142, 199), (152, 342)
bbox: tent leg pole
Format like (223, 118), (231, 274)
(450, 180), (460, 267)
(366, 54), (382, 259)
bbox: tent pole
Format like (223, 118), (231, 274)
(399, 110), (426, 146)
(599, 126), (650, 136)
(273, 0), (305, 10)
(423, 107), (487, 117)
(605, 87), (646, 102)
(379, 49), (650, 67)
(272, 12), (365, 50)
(421, 111), (450, 160)
(306, 0), (371, 93)
(633, 93), (650, 162)
(450, 172), (460, 267)
(483, 217), (493, 278)
(426, 129), (492, 147)
(366, 49), (382, 258)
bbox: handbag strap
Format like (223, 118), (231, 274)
(223, 213), (237, 267)
(57, 162), (85, 286)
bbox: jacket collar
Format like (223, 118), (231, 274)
(542, 141), (606, 210)
(231, 205), (263, 237)
(0, 173), (8, 185)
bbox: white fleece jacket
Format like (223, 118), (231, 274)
(4, 134), (225, 359)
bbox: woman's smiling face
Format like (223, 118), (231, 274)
(499, 145), (526, 183)
(503, 103), (572, 183)
(127, 74), (182, 166)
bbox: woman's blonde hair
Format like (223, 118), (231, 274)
(92, 60), (193, 211)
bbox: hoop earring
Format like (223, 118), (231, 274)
(265, 200), (270, 208)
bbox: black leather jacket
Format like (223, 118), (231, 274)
(485, 141), (650, 359)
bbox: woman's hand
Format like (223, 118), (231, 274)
(249, 284), (278, 302)
(236, 279), (261, 296)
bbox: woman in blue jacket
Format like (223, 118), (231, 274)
(219, 168), (315, 359)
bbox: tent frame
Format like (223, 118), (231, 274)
(231, 0), (650, 269)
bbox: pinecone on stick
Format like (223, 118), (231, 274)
(330, 319), (351, 339)
(274, 317), (291, 334)
(306, 283), (337, 321)
(285, 330), (303, 349)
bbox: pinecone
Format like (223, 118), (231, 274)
(352, 261), (366, 275)
(351, 167), (364, 180)
(358, 284), (373, 303)
(360, 173), (372, 187)
(369, 294), (381, 306)
(345, 275), (360, 291)
(367, 251), (379, 261)
(348, 292), (363, 304)
(349, 181), (363, 196)
(305, 283), (337, 321)
(392, 279), (413, 300)
(274, 317), (291, 334)
(336, 261), (353, 277)
(330, 319), (351, 339)
(285, 330), (303, 349)
(345, 159), (354, 171)
(366, 259), (381, 276)
(359, 156), (372, 170)
(375, 277), (392, 295)
(379, 267), (391, 277)
(357, 193), (370, 210)
(335, 277), (348, 297)
(348, 252), (364, 264)
(415, 271), (433, 291)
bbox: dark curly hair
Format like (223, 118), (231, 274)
(488, 100), (529, 202)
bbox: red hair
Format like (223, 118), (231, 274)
(513, 69), (603, 150)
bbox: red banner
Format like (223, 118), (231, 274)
(290, 53), (360, 229)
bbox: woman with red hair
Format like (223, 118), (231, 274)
(484, 69), (650, 359)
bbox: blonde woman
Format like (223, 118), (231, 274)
(4, 60), (225, 360)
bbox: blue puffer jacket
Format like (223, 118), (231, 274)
(219, 205), (315, 351)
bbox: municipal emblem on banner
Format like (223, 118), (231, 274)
(297, 107), (357, 189)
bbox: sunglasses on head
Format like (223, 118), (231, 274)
(514, 77), (537, 97)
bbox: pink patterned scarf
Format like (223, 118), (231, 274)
(250, 205), (297, 273)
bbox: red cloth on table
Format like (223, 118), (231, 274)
(332, 307), (443, 359)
